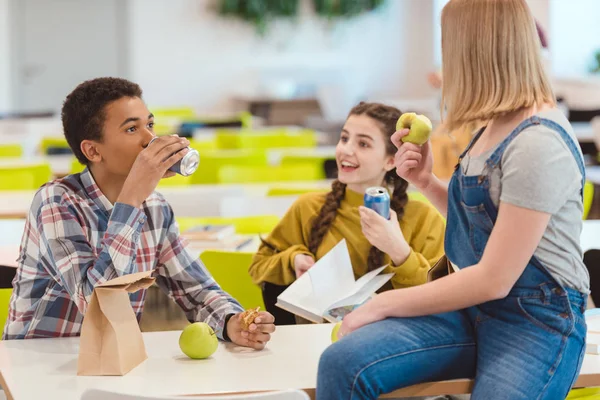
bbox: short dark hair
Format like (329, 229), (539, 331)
(61, 77), (143, 165)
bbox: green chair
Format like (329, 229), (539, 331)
(267, 187), (330, 196)
(189, 150), (268, 184)
(0, 164), (52, 191)
(0, 288), (12, 335)
(0, 144), (23, 158)
(157, 174), (193, 188)
(176, 215), (280, 235)
(40, 137), (70, 155)
(188, 138), (218, 152)
(218, 164), (323, 184)
(199, 251), (265, 310)
(280, 154), (332, 171)
(215, 129), (317, 150)
(584, 181), (594, 220)
(70, 158), (86, 174)
(566, 388), (600, 399)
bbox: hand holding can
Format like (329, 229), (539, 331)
(148, 136), (199, 176)
(364, 186), (391, 220)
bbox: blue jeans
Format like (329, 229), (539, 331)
(316, 286), (586, 400)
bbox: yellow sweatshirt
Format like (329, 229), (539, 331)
(249, 189), (446, 289)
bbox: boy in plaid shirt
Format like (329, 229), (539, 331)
(3, 78), (275, 349)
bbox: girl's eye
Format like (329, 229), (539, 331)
(340, 136), (349, 143)
(147, 122), (154, 129)
(359, 141), (369, 148)
(126, 126), (136, 133)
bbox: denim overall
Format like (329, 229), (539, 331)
(317, 116), (588, 400)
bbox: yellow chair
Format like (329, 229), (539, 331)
(267, 187), (330, 196)
(176, 215), (280, 235)
(0, 144), (23, 158)
(199, 251), (265, 310)
(40, 137), (70, 155)
(70, 158), (86, 174)
(584, 181), (594, 220)
(0, 164), (52, 191)
(189, 150), (268, 184)
(182, 111), (253, 129)
(218, 164), (323, 184)
(215, 129), (317, 150)
(0, 288), (11, 334)
(157, 174), (193, 188)
(188, 138), (217, 152)
(566, 388), (600, 399)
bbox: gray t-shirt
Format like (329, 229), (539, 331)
(461, 109), (589, 293)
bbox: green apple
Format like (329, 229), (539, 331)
(331, 321), (342, 343)
(179, 322), (219, 359)
(396, 112), (433, 145)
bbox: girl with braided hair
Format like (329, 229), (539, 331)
(249, 102), (446, 320)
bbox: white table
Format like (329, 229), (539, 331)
(1, 324), (600, 400)
(0, 219), (25, 268)
(0, 180), (333, 219)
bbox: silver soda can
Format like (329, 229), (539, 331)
(364, 186), (391, 219)
(148, 136), (199, 177)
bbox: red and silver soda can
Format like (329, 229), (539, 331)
(148, 136), (199, 176)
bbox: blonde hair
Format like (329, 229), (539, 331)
(440, 0), (555, 131)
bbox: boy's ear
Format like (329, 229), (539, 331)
(80, 140), (102, 164)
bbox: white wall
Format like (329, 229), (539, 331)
(127, 0), (436, 116)
(0, 0), (11, 112)
(550, 0), (600, 77)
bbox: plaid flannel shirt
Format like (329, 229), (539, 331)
(3, 168), (243, 340)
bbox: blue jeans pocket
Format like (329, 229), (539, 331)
(516, 296), (573, 336)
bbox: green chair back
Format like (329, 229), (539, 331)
(40, 137), (70, 155)
(566, 388), (600, 399)
(218, 164), (323, 184)
(176, 215), (280, 235)
(0, 288), (12, 336)
(0, 144), (23, 158)
(267, 187), (330, 196)
(0, 164), (52, 191)
(189, 150), (268, 184)
(199, 251), (265, 310)
(215, 129), (316, 150)
(584, 181), (594, 220)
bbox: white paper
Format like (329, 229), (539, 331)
(307, 239), (355, 301)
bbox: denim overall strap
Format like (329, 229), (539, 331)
(456, 127), (486, 167)
(483, 115), (586, 198)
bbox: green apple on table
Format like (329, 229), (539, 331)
(179, 322), (219, 359)
(331, 321), (342, 343)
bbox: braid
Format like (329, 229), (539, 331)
(366, 171), (409, 272)
(308, 180), (346, 255)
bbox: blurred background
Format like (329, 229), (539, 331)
(0, 0), (598, 128)
(1, 0), (600, 332)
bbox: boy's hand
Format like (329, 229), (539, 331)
(117, 135), (189, 208)
(226, 311), (276, 350)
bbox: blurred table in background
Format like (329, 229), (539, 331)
(233, 96), (322, 126)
